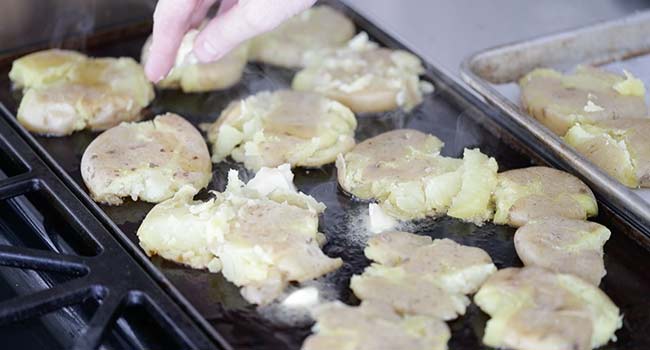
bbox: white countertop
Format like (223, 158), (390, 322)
(342, 0), (650, 81)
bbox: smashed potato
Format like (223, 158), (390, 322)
(302, 301), (450, 350)
(10, 49), (154, 136)
(137, 164), (341, 304)
(293, 32), (431, 113)
(337, 129), (497, 224)
(141, 29), (248, 92)
(493, 166), (597, 227)
(519, 66), (648, 135)
(514, 217), (610, 285)
(565, 118), (650, 188)
(81, 113), (211, 205)
(475, 267), (622, 350)
(337, 129), (445, 200)
(207, 90), (356, 170)
(351, 232), (496, 320)
(249, 5), (355, 68)
(9, 49), (85, 89)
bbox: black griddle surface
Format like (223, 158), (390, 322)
(2, 3), (650, 349)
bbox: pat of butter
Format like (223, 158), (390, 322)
(173, 30), (199, 69)
(247, 163), (296, 196)
(584, 100), (604, 113)
(368, 203), (397, 234)
(613, 70), (646, 97)
(283, 286), (319, 308)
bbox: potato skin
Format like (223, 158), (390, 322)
(352, 232), (496, 321)
(565, 118), (650, 188)
(303, 301), (450, 350)
(514, 217), (610, 285)
(494, 166), (597, 227)
(475, 267), (622, 350)
(293, 34), (427, 113)
(207, 90), (357, 170)
(81, 113), (212, 205)
(249, 5), (355, 68)
(519, 67), (648, 135)
(9, 49), (86, 89)
(10, 50), (154, 136)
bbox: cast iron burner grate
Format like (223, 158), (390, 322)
(0, 109), (218, 349)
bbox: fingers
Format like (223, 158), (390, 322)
(193, 0), (317, 62)
(145, 0), (199, 82)
(217, 0), (237, 15)
(190, 0), (219, 27)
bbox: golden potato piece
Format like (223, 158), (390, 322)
(493, 166), (597, 227)
(17, 82), (142, 136)
(302, 301), (450, 350)
(337, 129), (498, 223)
(336, 129), (454, 219)
(138, 165), (340, 304)
(337, 129), (444, 199)
(81, 113), (211, 205)
(364, 230), (432, 266)
(519, 66), (648, 135)
(446, 148), (498, 224)
(207, 90), (357, 170)
(351, 232), (496, 320)
(10, 50), (154, 136)
(141, 29), (248, 92)
(350, 265), (469, 320)
(514, 217), (610, 285)
(136, 185), (220, 270)
(9, 49), (85, 89)
(474, 267), (622, 350)
(293, 32), (431, 113)
(249, 5), (355, 68)
(565, 118), (650, 188)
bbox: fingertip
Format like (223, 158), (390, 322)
(144, 60), (166, 83)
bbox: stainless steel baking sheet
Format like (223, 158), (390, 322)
(462, 10), (650, 238)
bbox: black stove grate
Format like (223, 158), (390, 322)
(0, 110), (218, 349)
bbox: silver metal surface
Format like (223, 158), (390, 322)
(461, 11), (650, 236)
(341, 0), (650, 82)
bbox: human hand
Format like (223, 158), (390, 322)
(144, 0), (316, 82)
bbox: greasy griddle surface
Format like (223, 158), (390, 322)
(2, 21), (650, 350)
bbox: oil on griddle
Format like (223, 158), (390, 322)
(2, 10), (650, 350)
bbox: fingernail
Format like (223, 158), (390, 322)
(203, 40), (219, 57)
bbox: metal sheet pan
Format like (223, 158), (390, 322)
(461, 11), (650, 243)
(3, 2), (650, 349)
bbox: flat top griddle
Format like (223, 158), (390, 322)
(2, 2), (650, 349)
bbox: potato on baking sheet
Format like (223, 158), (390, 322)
(138, 165), (341, 305)
(302, 301), (450, 350)
(475, 267), (622, 350)
(493, 166), (598, 227)
(337, 129), (497, 224)
(10, 49), (154, 136)
(293, 32), (432, 113)
(207, 89), (357, 171)
(249, 5), (355, 69)
(81, 113), (211, 205)
(565, 118), (650, 188)
(514, 217), (610, 285)
(9, 49), (86, 89)
(519, 66), (648, 135)
(141, 29), (248, 92)
(351, 232), (496, 320)
(336, 128), (445, 200)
